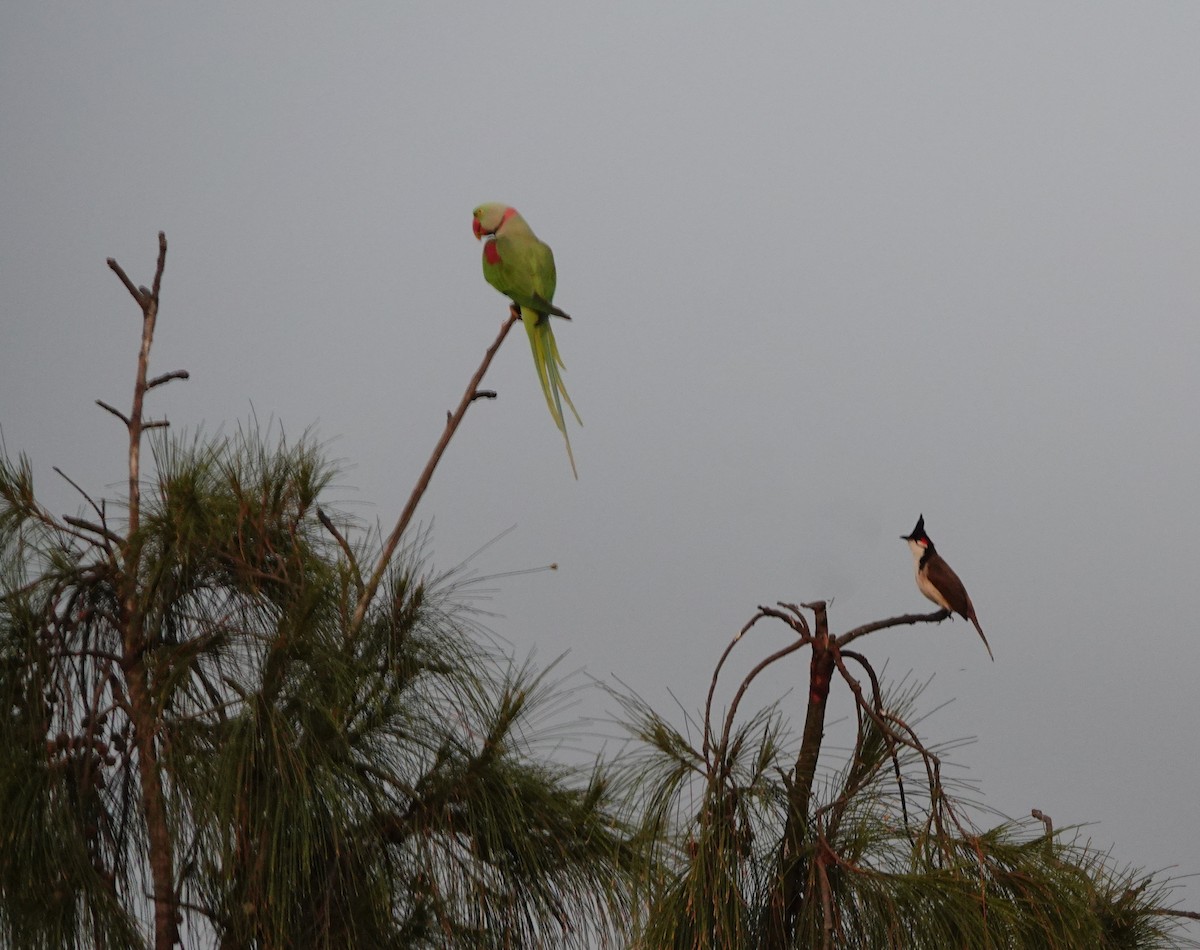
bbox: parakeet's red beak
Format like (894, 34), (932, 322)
(472, 218), (485, 240)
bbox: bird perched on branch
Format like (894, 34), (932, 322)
(472, 203), (580, 478)
(902, 515), (994, 661)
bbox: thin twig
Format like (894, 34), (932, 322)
(702, 609), (772, 764)
(147, 369), (190, 390)
(348, 307), (521, 638)
(318, 506), (364, 596)
(1146, 907), (1200, 921)
(150, 233), (166, 299)
(840, 647), (910, 832)
(53, 466), (105, 521)
(716, 635), (809, 781)
(63, 516), (123, 545)
(830, 650), (940, 828)
(837, 609), (950, 649)
(124, 231), (168, 541)
(107, 258), (146, 307)
(763, 604), (812, 637)
(816, 650), (891, 836)
(776, 602), (811, 624)
(96, 400), (131, 426)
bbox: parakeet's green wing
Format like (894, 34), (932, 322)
(527, 239), (556, 309)
(483, 232), (557, 315)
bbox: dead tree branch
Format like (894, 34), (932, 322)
(63, 516), (123, 546)
(108, 232), (180, 950)
(837, 647), (910, 830)
(53, 465), (105, 523)
(702, 607), (801, 764)
(147, 370), (189, 390)
(697, 598), (989, 949)
(348, 306), (521, 639)
(318, 506), (364, 597)
(715, 636), (808, 781)
(836, 608), (950, 650)
(96, 399), (131, 426)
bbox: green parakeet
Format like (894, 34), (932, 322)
(472, 203), (580, 478)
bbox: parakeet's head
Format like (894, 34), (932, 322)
(472, 203), (516, 239)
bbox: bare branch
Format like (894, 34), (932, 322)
(348, 307), (521, 638)
(109, 232), (179, 949)
(833, 647), (952, 849)
(830, 647), (911, 832)
(1146, 907), (1200, 921)
(63, 515), (122, 545)
(143, 420), (170, 430)
(150, 231), (167, 300)
(147, 369), (189, 390)
(107, 257), (147, 308)
(836, 608), (950, 649)
(762, 604), (811, 637)
(776, 602), (813, 628)
(878, 702), (975, 850)
(123, 232), (168, 538)
(53, 466), (104, 521)
(318, 506), (363, 596)
(96, 399), (131, 426)
(703, 609), (773, 763)
(716, 635), (808, 780)
(838, 649), (883, 712)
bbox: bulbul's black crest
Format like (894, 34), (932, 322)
(902, 514), (930, 546)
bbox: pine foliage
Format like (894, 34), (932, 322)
(0, 429), (635, 948)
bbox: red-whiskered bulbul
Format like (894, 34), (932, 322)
(902, 514), (994, 661)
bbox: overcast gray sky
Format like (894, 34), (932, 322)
(3, 2), (1199, 933)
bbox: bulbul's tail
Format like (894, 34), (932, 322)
(969, 614), (994, 662)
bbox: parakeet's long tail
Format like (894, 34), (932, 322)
(522, 307), (581, 479)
